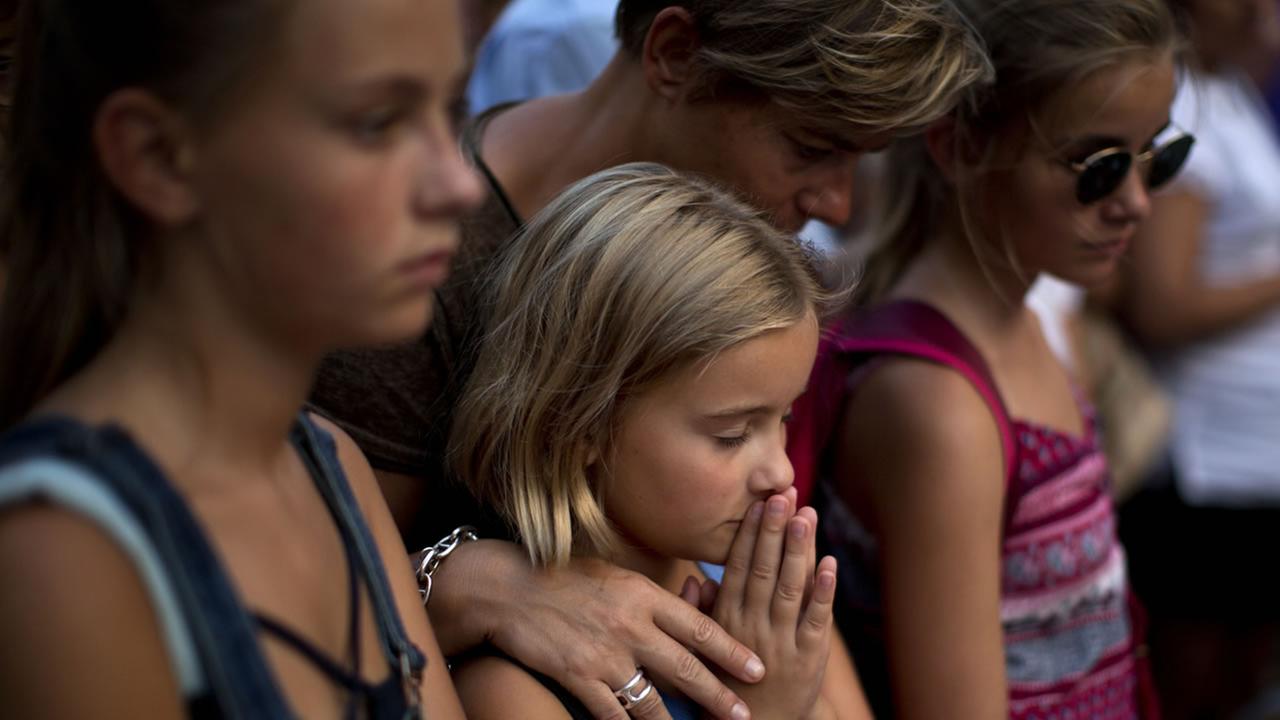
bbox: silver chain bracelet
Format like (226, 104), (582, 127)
(414, 525), (478, 606)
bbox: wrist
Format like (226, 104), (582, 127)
(424, 537), (515, 655)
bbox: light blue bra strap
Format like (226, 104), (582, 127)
(0, 458), (205, 695)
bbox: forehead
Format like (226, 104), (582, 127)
(719, 97), (892, 152)
(640, 315), (820, 412)
(281, 0), (465, 81)
(1042, 54), (1176, 145)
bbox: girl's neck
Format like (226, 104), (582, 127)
(38, 252), (319, 492)
(891, 215), (1038, 342)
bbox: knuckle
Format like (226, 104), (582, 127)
(567, 649), (608, 681)
(749, 563), (776, 583)
(725, 642), (750, 671)
(629, 690), (666, 719)
(602, 610), (642, 643)
(675, 650), (704, 684)
(776, 579), (805, 604)
(711, 684), (737, 715)
(804, 610), (830, 633)
(691, 614), (718, 646)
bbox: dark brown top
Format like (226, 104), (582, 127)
(308, 105), (522, 548)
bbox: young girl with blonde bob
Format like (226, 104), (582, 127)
(787, 0), (1191, 718)
(312, 3), (991, 712)
(450, 163), (871, 720)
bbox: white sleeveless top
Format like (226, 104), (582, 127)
(1157, 69), (1280, 506)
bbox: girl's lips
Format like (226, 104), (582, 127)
(398, 249), (454, 287)
(1082, 233), (1131, 257)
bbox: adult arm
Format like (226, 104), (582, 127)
(835, 359), (1008, 720)
(1122, 190), (1280, 347)
(0, 505), (186, 719)
(428, 539), (763, 720)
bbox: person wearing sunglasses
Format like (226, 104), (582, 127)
(1110, 1), (1280, 718)
(783, 0), (1186, 717)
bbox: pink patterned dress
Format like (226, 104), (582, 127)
(789, 300), (1148, 720)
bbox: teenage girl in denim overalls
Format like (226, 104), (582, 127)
(0, 1), (483, 717)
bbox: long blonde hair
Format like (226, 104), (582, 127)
(859, 0), (1179, 302)
(451, 163), (828, 566)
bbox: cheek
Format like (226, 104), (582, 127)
(281, 143), (409, 258)
(608, 429), (740, 532)
(1000, 166), (1080, 252)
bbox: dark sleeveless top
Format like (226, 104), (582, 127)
(0, 413), (426, 719)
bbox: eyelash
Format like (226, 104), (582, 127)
(715, 415), (793, 449)
(716, 431), (751, 449)
(351, 107), (405, 144)
(352, 95), (468, 147)
(787, 135), (834, 162)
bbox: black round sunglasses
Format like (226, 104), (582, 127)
(1064, 131), (1195, 205)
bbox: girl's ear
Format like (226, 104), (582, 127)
(93, 88), (201, 227)
(641, 6), (702, 102)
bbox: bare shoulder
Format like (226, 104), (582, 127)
(0, 503), (184, 717)
(308, 412), (382, 512)
(452, 654), (575, 720)
(837, 356), (1004, 523)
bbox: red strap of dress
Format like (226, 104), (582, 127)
(788, 300), (1016, 505)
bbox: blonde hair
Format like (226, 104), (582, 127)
(616, 0), (993, 136)
(451, 163), (827, 567)
(859, 0), (1179, 302)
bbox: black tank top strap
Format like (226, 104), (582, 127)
(251, 535), (371, 719)
(291, 413), (425, 719)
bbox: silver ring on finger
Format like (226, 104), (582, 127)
(612, 668), (655, 710)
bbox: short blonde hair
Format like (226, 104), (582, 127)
(616, 0), (993, 135)
(451, 164), (827, 567)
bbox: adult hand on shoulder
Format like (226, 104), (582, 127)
(428, 539), (764, 720)
(711, 491), (838, 720)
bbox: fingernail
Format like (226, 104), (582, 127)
(732, 702), (751, 720)
(745, 656), (765, 679)
(748, 502), (763, 521)
(767, 497), (786, 517)
(819, 572), (835, 590)
(789, 519), (807, 539)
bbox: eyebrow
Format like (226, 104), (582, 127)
(339, 75), (430, 102)
(826, 135), (863, 153)
(1070, 120), (1173, 150)
(704, 405), (776, 420)
(825, 133), (875, 154)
